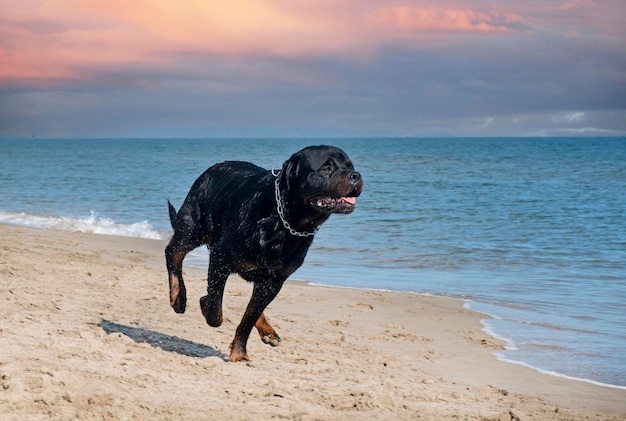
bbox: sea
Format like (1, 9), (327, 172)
(1, 137), (625, 389)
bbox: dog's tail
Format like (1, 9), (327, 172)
(167, 200), (178, 228)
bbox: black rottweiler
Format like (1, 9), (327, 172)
(165, 145), (363, 362)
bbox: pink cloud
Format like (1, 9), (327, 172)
(366, 7), (525, 33)
(0, 0), (366, 86)
(0, 0), (622, 89)
(0, 2), (521, 84)
(555, 1), (596, 11)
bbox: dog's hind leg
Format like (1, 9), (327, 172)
(255, 312), (281, 347)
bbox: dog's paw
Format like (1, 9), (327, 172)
(171, 284), (187, 313)
(199, 295), (223, 327)
(228, 341), (250, 362)
(260, 333), (281, 347)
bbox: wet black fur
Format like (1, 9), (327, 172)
(165, 145), (363, 361)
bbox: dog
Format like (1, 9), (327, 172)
(165, 145), (363, 362)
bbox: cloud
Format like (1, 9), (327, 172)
(560, 127), (620, 134)
(0, 0), (361, 85)
(366, 7), (526, 33)
(554, 0), (596, 11)
(0, 1), (531, 88)
(0, 0), (624, 137)
(554, 111), (586, 122)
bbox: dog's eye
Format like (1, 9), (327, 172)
(320, 164), (334, 176)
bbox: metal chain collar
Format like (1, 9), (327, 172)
(272, 169), (317, 237)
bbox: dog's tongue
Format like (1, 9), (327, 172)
(341, 197), (357, 205)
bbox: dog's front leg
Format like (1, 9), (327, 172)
(165, 243), (190, 313)
(200, 256), (230, 327)
(229, 280), (283, 362)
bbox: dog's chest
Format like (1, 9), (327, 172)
(233, 229), (313, 282)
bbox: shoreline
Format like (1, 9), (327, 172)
(3, 211), (624, 391)
(299, 282), (626, 392)
(1, 223), (624, 419)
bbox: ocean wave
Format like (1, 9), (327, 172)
(0, 210), (162, 240)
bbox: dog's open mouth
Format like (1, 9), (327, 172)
(311, 196), (357, 214)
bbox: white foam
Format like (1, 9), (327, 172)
(463, 301), (626, 390)
(492, 353), (626, 390)
(0, 210), (162, 240)
(463, 301), (518, 350)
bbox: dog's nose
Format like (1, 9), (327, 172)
(349, 171), (361, 183)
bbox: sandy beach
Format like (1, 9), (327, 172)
(1, 223), (624, 420)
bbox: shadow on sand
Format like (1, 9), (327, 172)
(99, 320), (227, 360)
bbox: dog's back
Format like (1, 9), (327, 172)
(170, 161), (272, 247)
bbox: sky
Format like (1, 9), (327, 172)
(1, 0), (625, 138)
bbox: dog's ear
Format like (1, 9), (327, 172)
(281, 153), (301, 193)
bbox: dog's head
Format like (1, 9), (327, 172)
(281, 145), (363, 215)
